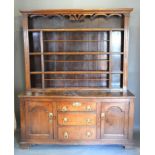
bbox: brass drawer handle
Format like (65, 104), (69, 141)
(64, 132), (69, 139)
(86, 131), (92, 137)
(49, 112), (53, 118)
(86, 118), (92, 124)
(63, 117), (68, 124)
(62, 106), (68, 112)
(86, 105), (92, 111)
(72, 102), (82, 107)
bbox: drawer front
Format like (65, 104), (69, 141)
(58, 127), (96, 140)
(57, 101), (96, 112)
(58, 113), (96, 126)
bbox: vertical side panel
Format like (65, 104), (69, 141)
(53, 102), (58, 139)
(124, 102), (130, 138)
(40, 31), (45, 88)
(128, 98), (134, 140)
(109, 31), (112, 88)
(101, 103), (105, 139)
(49, 102), (54, 139)
(23, 14), (31, 89)
(96, 102), (101, 139)
(123, 14), (130, 90)
(20, 98), (26, 141)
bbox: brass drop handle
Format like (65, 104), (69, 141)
(49, 112), (53, 118)
(63, 117), (68, 124)
(64, 132), (69, 139)
(86, 131), (92, 137)
(86, 105), (92, 111)
(101, 112), (105, 120)
(49, 112), (53, 123)
(86, 118), (92, 124)
(72, 102), (82, 107)
(62, 106), (68, 112)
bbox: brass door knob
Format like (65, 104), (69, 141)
(64, 132), (69, 139)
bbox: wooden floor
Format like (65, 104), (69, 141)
(14, 129), (140, 155)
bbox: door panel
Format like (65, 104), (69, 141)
(104, 106), (124, 134)
(101, 102), (129, 139)
(26, 101), (54, 139)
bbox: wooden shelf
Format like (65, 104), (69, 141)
(28, 28), (124, 32)
(43, 87), (109, 90)
(44, 78), (109, 81)
(44, 59), (109, 63)
(30, 52), (42, 55)
(30, 71), (123, 74)
(29, 52), (124, 55)
(44, 40), (109, 42)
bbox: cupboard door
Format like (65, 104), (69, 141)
(25, 101), (54, 139)
(101, 102), (129, 139)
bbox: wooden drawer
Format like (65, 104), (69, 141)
(58, 127), (96, 140)
(58, 113), (96, 126)
(57, 101), (96, 112)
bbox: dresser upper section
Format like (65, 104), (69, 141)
(21, 9), (133, 91)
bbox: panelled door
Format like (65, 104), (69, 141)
(25, 101), (54, 139)
(101, 101), (129, 139)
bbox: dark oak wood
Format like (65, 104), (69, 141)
(19, 9), (135, 149)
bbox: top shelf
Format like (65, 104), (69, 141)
(28, 28), (124, 32)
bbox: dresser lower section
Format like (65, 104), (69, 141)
(19, 95), (134, 148)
